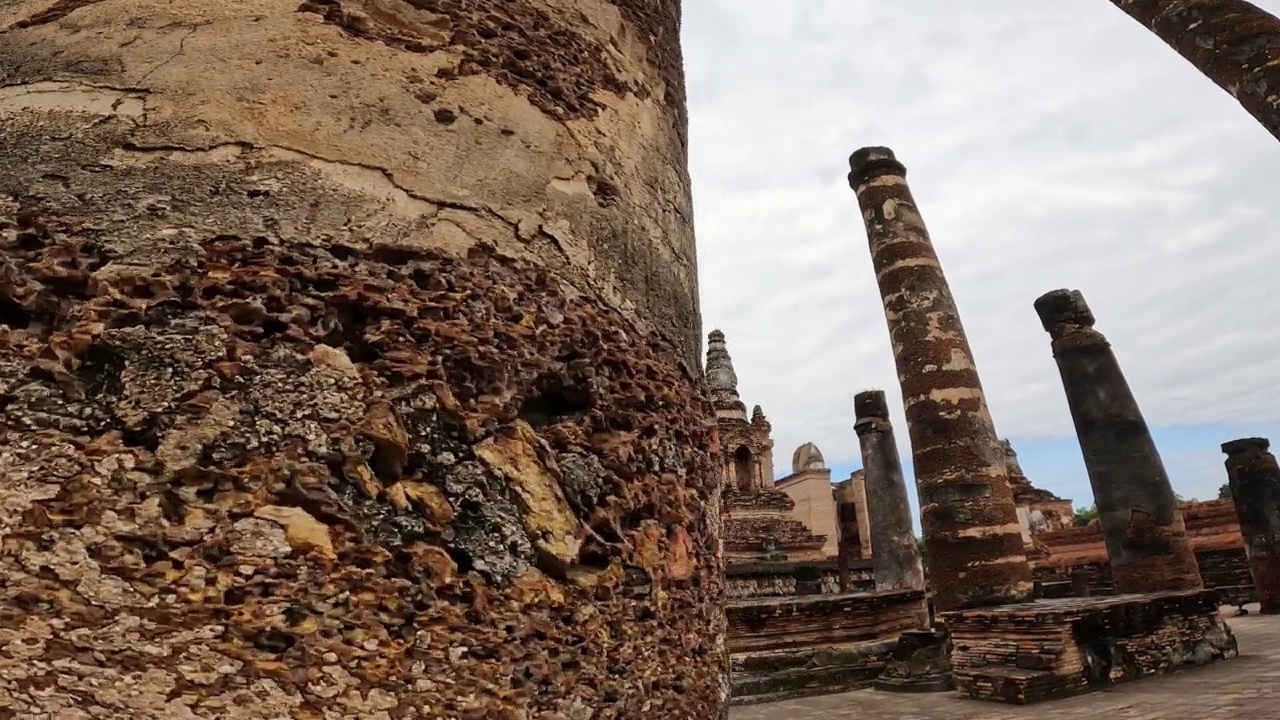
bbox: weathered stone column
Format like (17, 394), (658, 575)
(0, 2), (726, 718)
(1221, 438), (1280, 613)
(1034, 289), (1202, 594)
(1106, 1), (1280, 142)
(847, 147), (1032, 612)
(854, 390), (926, 593)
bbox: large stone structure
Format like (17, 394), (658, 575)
(1222, 437), (1280, 613)
(1034, 289), (1202, 594)
(708, 331), (826, 566)
(946, 591), (1237, 704)
(0, 2), (727, 718)
(854, 390), (925, 593)
(1106, 0), (1280, 142)
(847, 146), (1033, 612)
(727, 588), (928, 704)
(707, 330), (774, 492)
(775, 442), (842, 559)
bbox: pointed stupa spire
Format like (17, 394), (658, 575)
(751, 404), (770, 430)
(706, 329), (748, 420)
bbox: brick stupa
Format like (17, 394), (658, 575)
(706, 330), (826, 564)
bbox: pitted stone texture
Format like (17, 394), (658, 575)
(1107, 0), (1280, 143)
(1222, 437), (1280, 613)
(1035, 289), (1201, 594)
(847, 147), (1031, 612)
(0, 0), (723, 716)
(0, 221), (726, 718)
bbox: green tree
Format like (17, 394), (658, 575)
(1219, 483), (1233, 499)
(1074, 504), (1099, 527)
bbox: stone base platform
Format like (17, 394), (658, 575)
(940, 590), (1238, 705)
(728, 588), (929, 704)
(730, 638), (899, 705)
(872, 629), (956, 693)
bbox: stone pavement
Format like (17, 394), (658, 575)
(730, 609), (1280, 720)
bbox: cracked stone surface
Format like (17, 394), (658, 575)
(0, 0), (701, 367)
(0, 0), (724, 718)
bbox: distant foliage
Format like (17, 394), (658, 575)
(1218, 483), (1233, 500)
(1074, 504), (1098, 527)
(916, 535), (928, 569)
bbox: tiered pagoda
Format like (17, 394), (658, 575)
(705, 330), (826, 564)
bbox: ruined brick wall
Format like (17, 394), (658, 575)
(1032, 501), (1252, 601)
(0, 1), (724, 718)
(1184, 499), (1253, 601)
(725, 561), (874, 599)
(726, 590), (928, 654)
(722, 489), (827, 564)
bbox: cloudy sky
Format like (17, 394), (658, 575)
(682, 0), (1280, 513)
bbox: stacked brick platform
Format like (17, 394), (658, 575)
(722, 488), (828, 563)
(873, 630), (957, 693)
(728, 589), (928, 703)
(728, 589), (928, 653)
(942, 590), (1238, 704)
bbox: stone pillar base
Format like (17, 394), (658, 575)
(942, 590), (1237, 704)
(872, 630), (956, 693)
(727, 589), (928, 703)
(729, 638), (899, 706)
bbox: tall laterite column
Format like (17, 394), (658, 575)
(855, 390), (925, 593)
(1222, 437), (1280, 613)
(847, 147), (1032, 612)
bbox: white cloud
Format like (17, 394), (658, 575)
(684, 1), (1280, 482)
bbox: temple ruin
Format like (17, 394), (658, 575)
(709, 330), (830, 572)
(1002, 439), (1075, 539)
(707, 331), (930, 704)
(4, 1), (1280, 718)
(842, 147), (1239, 705)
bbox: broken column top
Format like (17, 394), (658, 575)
(854, 389), (890, 420)
(1033, 289), (1095, 333)
(847, 146), (907, 187)
(1223, 437), (1271, 455)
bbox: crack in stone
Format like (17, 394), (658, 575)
(136, 23), (208, 83)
